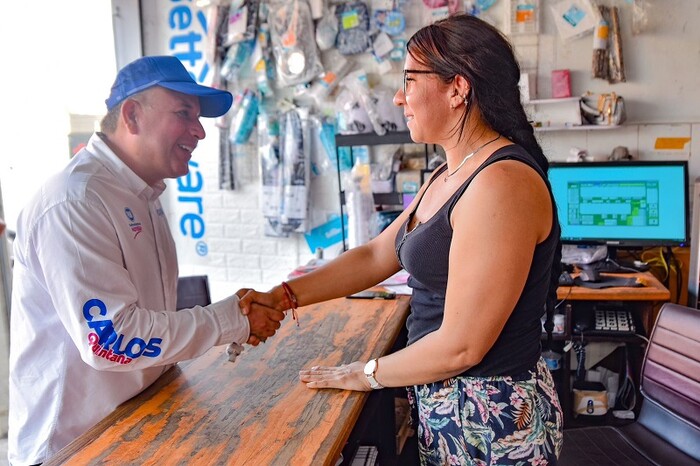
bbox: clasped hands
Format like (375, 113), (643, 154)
(225, 287), (284, 363)
(235, 287), (287, 346)
(231, 287), (373, 391)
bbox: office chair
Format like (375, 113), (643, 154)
(176, 275), (211, 310)
(559, 302), (700, 465)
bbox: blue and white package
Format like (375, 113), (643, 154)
(230, 89), (259, 144)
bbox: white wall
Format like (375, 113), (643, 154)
(530, 0), (700, 168)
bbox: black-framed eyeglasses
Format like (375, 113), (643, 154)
(403, 69), (439, 95)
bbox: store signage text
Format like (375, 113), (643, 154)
(167, 0), (210, 256)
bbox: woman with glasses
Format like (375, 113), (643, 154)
(241, 14), (563, 465)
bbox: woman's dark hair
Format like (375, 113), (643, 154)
(407, 14), (562, 326)
(407, 14), (547, 173)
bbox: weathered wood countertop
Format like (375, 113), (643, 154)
(557, 271), (669, 301)
(45, 296), (410, 466)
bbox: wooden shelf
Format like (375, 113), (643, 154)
(335, 131), (413, 147)
(557, 272), (670, 302)
(373, 192), (404, 205)
(534, 124), (621, 132)
(527, 97), (581, 104)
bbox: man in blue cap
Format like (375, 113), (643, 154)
(8, 56), (285, 465)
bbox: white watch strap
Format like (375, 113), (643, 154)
(365, 359), (384, 389)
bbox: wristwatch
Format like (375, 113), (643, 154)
(363, 358), (384, 390)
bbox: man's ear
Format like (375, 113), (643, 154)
(121, 98), (141, 133)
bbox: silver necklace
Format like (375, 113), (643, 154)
(444, 134), (501, 182)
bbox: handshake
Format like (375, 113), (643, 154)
(226, 284), (297, 362)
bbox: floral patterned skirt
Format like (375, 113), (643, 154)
(407, 357), (563, 466)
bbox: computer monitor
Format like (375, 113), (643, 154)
(548, 161), (689, 250)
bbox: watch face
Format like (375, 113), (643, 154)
(364, 359), (377, 376)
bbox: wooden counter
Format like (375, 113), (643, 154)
(45, 296), (411, 466)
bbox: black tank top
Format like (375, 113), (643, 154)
(394, 144), (560, 376)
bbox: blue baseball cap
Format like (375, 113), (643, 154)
(105, 56), (233, 117)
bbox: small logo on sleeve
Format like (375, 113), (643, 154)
(124, 207), (143, 239)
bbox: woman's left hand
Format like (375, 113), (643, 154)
(299, 361), (371, 391)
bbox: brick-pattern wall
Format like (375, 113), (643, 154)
(170, 134), (341, 301)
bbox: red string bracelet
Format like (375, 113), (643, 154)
(281, 281), (299, 326)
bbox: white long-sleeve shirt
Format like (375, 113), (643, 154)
(9, 133), (250, 465)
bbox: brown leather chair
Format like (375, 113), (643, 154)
(176, 275), (211, 310)
(559, 302), (700, 465)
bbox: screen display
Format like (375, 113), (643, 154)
(548, 161), (688, 246)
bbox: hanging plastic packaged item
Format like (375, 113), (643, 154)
(339, 69), (387, 135)
(591, 7), (609, 80)
(221, 38), (256, 83)
(318, 117), (352, 172)
(251, 23), (276, 96)
(270, 0), (324, 87)
(335, 1), (372, 55)
(219, 125), (235, 190)
(230, 89), (259, 144)
(476, 0), (497, 11)
(345, 147), (375, 248)
(224, 0), (260, 46)
(278, 108), (310, 233)
(258, 102), (287, 236)
(631, 0), (650, 36)
(203, 2), (229, 68)
(372, 85), (408, 133)
(306, 114), (331, 176)
(372, 10), (406, 36)
(315, 5), (338, 51)
(508, 0), (539, 35)
(335, 88), (373, 135)
(307, 51), (353, 106)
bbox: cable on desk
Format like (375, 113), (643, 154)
(555, 285), (572, 310)
(602, 257), (640, 274)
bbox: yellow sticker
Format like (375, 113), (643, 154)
(342, 11), (360, 29)
(254, 59), (266, 73)
(596, 24), (609, 39)
(654, 137), (691, 150)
